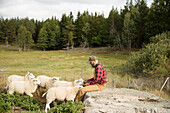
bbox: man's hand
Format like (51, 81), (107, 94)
(83, 83), (88, 87)
(83, 80), (88, 84)
(83, 80), (88, 87)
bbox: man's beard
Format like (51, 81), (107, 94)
(91, 62), (96, 68)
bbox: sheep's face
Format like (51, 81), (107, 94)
(78, 86), (83, 89)
(52, 77), (61, 83)
(29, 73), (35, 79)
(78, 78), (84, 84)
(26, 72), (35, 79)
(32, 78), (41, 85)
(74, 78), (84, 86)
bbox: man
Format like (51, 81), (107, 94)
(75, 56), (107, 101)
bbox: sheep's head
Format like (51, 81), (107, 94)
(25, 72), (35, 80)
(78, 85), (83, 89)
(74, 78), (84, 86)
(32, 78), (41, 85)
(78, 78), (84, 84)
(52, 77), (61, 83)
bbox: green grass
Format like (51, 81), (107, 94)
(1, 45), (169, 100)
(0, 46), (128, 85)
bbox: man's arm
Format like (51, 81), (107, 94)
(88, 65), (102, 85)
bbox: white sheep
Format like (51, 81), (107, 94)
(6, 72), (35, 89)
(7, 78), (41, 97)
(42, 85), (83, 113)
(52, 78), (84, 88)
(36, 75), (61, 89)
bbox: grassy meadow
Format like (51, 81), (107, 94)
(0, 45), (169, 100)
(0, 45), (129, 90)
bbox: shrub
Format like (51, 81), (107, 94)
(0, 101), (12, 112)
(123, 31), (170, 77)
(48, 101), (86, 113)
(0, 93), (43, 112)
(17, 94), (43, 111)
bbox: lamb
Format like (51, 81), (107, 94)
(52, 78), (84, 88)
(36, 75), (61, 89)
(42, 85), (83, 113)
(6, 72), (35, 89)
(7, 78), (41, 97)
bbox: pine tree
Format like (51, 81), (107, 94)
(17, 25), (33, 51)
(82, 22), (90, 47)
(74, 11), (83, 47)
(123, 12), (130, 49)
(46, 19), (57, 50)
(0, 17), (5, 43)
(55, 22), (61, 50)
(135, 0), (149, 47)
(8, 18), (17, 45)
(145, 0), (170, 43)
(106, 7), (122, 48)
(130, 7), (140, 48)
(60, 14), (69, 48)
(37, 18), (60, 50)
(108, 8), (116, 47)
(33, 20), (43, 43)
(37, 25), (48, 51)
(81, 11), (90, 48)
(66, 19), (75, 49)
(20, 18), (35, 35)
(89, 12), (105, 47)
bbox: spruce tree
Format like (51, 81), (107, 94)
(37, 26), (48, 51)
(17, 25), (32, 51)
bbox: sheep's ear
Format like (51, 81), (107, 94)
(80, 78), (83, 81)
(52, 77), (56, 80)
(33, 79), (36, 81)
(74, 79), (79, 84)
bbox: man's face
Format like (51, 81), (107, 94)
(90, 61), (96, 68)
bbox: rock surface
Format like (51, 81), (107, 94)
(83, 88), (170, 113)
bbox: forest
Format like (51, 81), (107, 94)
(0, 0), (169, 51)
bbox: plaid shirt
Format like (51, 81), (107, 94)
(88, 63), (107, 85)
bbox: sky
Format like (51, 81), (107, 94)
(0, 0), (153, 21)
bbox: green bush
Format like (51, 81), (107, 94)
(124, 31), (170, 77)
(0, 93), (43, 112)
(0, 101), (12, 113)
(17, 94), (43, 111)
(48, 101), (86, 113)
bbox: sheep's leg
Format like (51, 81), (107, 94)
(37, 86), (40, 96)
(8, 89), (14, 94)
(29, 94), (33, 97)
(7, 88), (9, 94)
(45, 103), (50, 113)
(45, 97), (55, 113)
(25, 92), (33, 97)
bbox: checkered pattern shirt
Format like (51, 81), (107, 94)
(88, 63), (107, 85)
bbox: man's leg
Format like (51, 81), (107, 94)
(76, 84), (106, 101)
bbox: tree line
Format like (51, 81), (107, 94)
(0, 0), (169, 51)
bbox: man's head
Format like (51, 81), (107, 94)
(88, 56), (98, 68)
